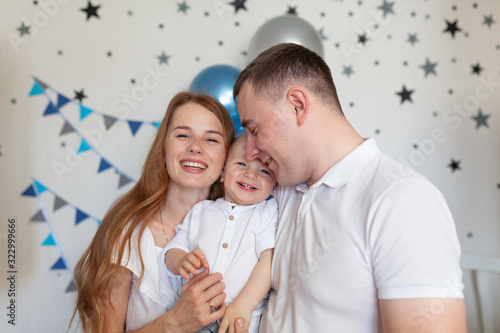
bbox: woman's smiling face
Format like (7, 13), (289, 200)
(164, 102), (227, 192)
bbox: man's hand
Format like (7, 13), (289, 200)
(233, 317), (248, 333)
(218, 300), (252, 333)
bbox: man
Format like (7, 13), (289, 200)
(232, 43), (466, 332)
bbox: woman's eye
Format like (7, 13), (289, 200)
(177, 134), (188, 138)
(207, 138), (219, 143)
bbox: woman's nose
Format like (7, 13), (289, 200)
(187, 138), (202, 154)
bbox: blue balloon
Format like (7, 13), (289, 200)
(190, 65), (244, 136)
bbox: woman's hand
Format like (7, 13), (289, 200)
(217, 300), (252, 333)
(165, 269), (226, 332)
(178, 248), (209, 280)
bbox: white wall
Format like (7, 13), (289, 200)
(0, 1), (499, 332)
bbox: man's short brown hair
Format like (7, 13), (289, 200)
(233, 43), (341, 110)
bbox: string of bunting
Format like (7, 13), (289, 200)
(21, 178), (102, 293)
(28, 77), (138, 188)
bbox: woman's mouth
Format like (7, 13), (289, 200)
(181, 160), (208, 170)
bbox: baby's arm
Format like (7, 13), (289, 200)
(166, 248), (209, 280)
(218, 248), (273, 333)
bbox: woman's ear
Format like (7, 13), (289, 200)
(287, 88), (308, 126)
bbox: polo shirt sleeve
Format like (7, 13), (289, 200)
(161, 207), (195, 278)
(254, 197), (279, 256)
(368, 177), (464, 299)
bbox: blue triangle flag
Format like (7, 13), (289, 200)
(128, 121), (142, 136)
(75, 209), (89, 225)
(98, 158), (112, 173)
(34, 180), (48, 194)
(97, 220), (102, 225)
(43, 102), (59, 116)
(80, 105), (93, 121)
(77, 139), (91, 153)
(57, 94), (71, 108)
(153, 122), (161, 129)
(29, 81), (45, 96)
(42, 234), (56, 246)
(51, 257), (68, 270)
(21, 184), (36, 197)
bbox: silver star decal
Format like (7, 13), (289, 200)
(378, 0), (395, 18)
(177, 1), (190, 14)
(157, 52), (170, 65)
(17, 22), (31, 36)
(342, 65), (354, 78)
(407, 33), (419, 46)
(420, 58), (438, 77)
(483, 15), (495, 27)
(471, 109), (491, 129)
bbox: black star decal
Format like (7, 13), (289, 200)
(228, 0), (247, 14)
(33, 0), (38, 4)
(235, 21), (240, 27)
(81, 1), (101, 21)
(127, 10), (133, 16)
(204, 11), (210, 17)
(497, 183), (500, 189)
(473, 3), (478, 9)
(218, 40), (224, 46)
(74, 89), (88, 103)
(130, 78), (136, 84)
(106, 51), (112, 57)
(357, 33), (368, 45)
(471, 62), (483, 76)
(444, 19), (461, 38)
(57, 49), (63, 56)
(287, 6), (297, 15)
(471, 109), (491, 129)
(375, 129), (380, 134)
(448, 159), (461, 173)
(159, 23), (164, 29)
(11, 98), (16, 104)
(17, 22), (31, 36)
(396, 85), (414, 104)
(466, 232), (474, 238)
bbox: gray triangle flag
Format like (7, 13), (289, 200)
(59, 122), (74, 136)
(118, 174), (132, 188)
(36, 78), (50, 90)
(103, 115), (118, 130)
(65, 280), (77, 293)
(30, 210), (46, 222)
(53, 196), (68, 211)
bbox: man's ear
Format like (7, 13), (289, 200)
(287, 88), (308, 126)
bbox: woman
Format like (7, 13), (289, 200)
(71, 91), (235, 332)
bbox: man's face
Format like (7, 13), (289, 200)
(237, 82), (308, 186)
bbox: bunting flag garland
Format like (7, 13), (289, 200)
(28, 77), (137, 188)
(21, 178), (102, 292)
(29, 77), (160, 135)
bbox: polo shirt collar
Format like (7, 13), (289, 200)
(295, 138), (380, 192)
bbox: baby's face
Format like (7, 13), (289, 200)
(221, 136), (277, 205)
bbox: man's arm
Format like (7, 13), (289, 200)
(380, 298), (467, 333)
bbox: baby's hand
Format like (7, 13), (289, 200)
(178, 248), (209, 280)
(218, 300), (252, 333)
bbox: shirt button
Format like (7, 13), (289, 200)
(229, 215), (234, 221)
(222, 243), (228, 248)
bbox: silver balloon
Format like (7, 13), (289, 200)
(247, 15), (324, 62)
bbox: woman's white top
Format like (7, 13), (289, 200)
(118, 225), (183, 332)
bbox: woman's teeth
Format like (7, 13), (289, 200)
(182, 161), (207, 170)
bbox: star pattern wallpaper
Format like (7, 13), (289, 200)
(0, 0), (499, 332)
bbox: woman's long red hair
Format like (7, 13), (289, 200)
(71, 92), (235, 332)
